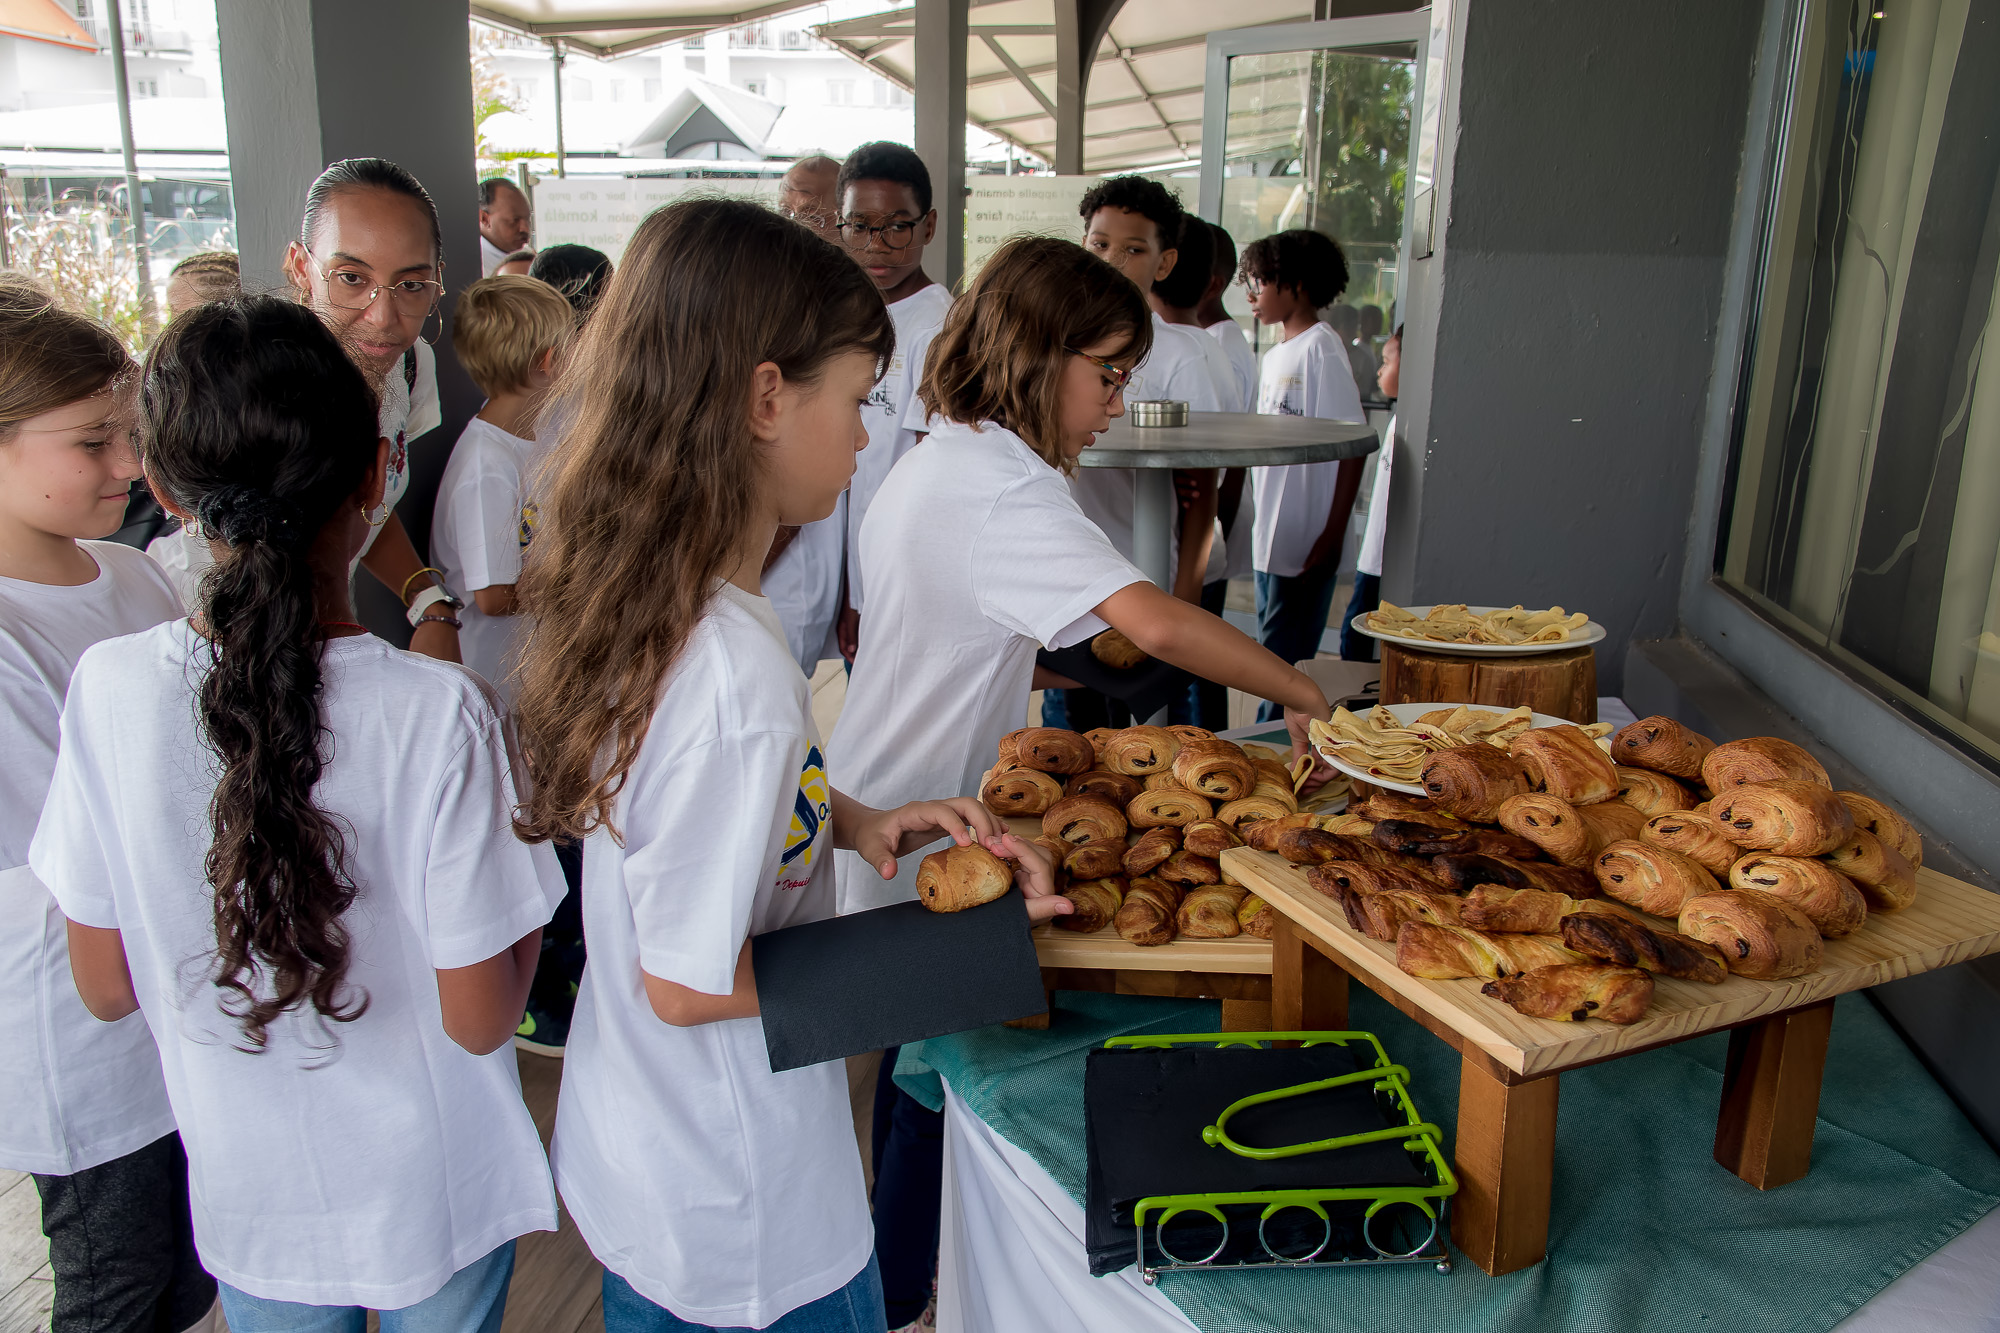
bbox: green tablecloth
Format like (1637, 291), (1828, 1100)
(898, 988), (2000, 1332)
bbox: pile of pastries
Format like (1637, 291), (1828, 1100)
(978, 724), (1328, 946)
(1259, 715), (1922, 1025)
(1363, 602), (1591, 645)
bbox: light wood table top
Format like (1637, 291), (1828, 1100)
(1079, 411), (1379, 469)
(1221, 850), (2000, 1079)
(1031, 922), (1273, 974)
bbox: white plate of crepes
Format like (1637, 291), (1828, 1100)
(1352, 602), (1608, 656)
(1308, 702), (1608, 796)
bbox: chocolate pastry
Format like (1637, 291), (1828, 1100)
(1176, 883), (1246, 938)
(1181, 818), (1244, 859)
(1122, 826), (1180, 876)
(1727, 855), (1867, 938)
(1065, 770), (1143, 806)
(1042, 794), (1128, 845)
(915, 844), (1012, 913)
(1558, 912), (1728, 983)
(1128, 786), (1214, 829)
(1394, 923), (1585, 980)
(1592, 840), (1716, 918)
(1510, 724), (1619, 805)
(1429, 854), (1597, 898)
(1701, 736), (1831, 791)
(1172, 740), (1257, 802)
(1460, 886), (1626, 935)
(1823, 828), (1918, 912)
(1637, 809), (1738, 877)
(1063, 837), (1127, 881)
(980, 767), (1064, 817)
(1834, 791), (1923, 868)
(1055, 877), (1124, 932)
(1114, 877), (1184, 946)
(1711, 779), (1854, 856)
(1157, 850), (1223, 888)
(1481, 964), (1654, 1024)
(1237, 894), (1275, 938)
(1419, 745), (1533, 823)
(1099, 726), (1181, 777)
(1679, 889), (1822, 979)
(1370, 819), (1545, 862)
(1609, 715), (1714, 779)
(1613, 766), (1696, 817)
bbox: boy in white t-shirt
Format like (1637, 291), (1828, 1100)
(1243, 228), (1370, 720)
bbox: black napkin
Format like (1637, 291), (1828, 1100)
(753, 892), (1047, 1073)
(1083, 1044), (1429, 1275)
(1036, 640), (1192, 718)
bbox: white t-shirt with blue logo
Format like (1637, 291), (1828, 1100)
(552, 580), (868, 1328)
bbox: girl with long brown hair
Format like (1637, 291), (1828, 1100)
(0, 275), (215, 1333)
(36, 296), (562, 1331)
(512, 198), (1067, 1333)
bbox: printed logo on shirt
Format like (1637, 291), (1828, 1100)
(388, 430), (409, 486)
(519, 499), (539, 550)
(779, 743), (830, 888)
(1261, 375), (1305, 418)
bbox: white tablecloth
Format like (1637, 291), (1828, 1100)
(935, 1080), (2000, 1333)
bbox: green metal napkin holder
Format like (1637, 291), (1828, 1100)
(1103, 1030), (1458, 1281)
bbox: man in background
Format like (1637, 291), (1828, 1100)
(778, 155), (841, 240)
(478, 177), (533, 276)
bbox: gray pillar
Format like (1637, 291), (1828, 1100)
(216, 0), (482, 641)
(1052, 0), (1122, 175)
(913, 0), (967, 288)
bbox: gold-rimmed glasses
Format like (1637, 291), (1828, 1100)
(310, 259), (445, 314)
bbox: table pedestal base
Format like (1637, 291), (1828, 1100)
(1714, 1000), (1835, 1189)
(1452, 1058), (1558, 1275)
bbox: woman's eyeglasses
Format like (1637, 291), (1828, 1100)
(312, 259), (444, 314)
(837, 217), (920, 251)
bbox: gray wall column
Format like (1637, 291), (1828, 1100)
(914, 0), (968, 288)
(1052, 0), (1122, 175)
(1383, 0), (1764, 692)
(216, 0), (481, 642)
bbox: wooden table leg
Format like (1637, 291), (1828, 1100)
(1270, 914), (1348, 1032)
(1450, 1054), (1558, 1275)
(1714, 999), (1835, 1189)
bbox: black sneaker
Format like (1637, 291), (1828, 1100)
(513, 998), (571, 1057)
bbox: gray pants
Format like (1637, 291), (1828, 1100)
(32, 1132), (216, 1333)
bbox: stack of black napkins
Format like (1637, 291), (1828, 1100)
(1035, 641), (1191, 718)
(1084, 1043), (1429, 1276)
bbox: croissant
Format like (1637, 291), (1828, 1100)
(1613, 766), (1696, 817)
(980, 766), (1065, 817)
(1100, 726), (1180, 777)
(1638, 809), (1738, 877)
(1232, 810), (1317, 846)
(1481, 964), (1654, 1025)
(1114, 877), (1183, 946)
(1181, 819), (1244, 858)
(1167, 724), (1217, 744)
(1082, 727), (1118, 764)
(1430, 854), (1598, 898)
(1042, 794), (1128, 845)
(1267, 829), (1401, 866)
(1176, 883), (1246, 938)
(1356, 790), (1458, 824)
(1394, 922), (1585, 980)
(1121, 826), (1180, 876)
(1172, 741), (1256, 802)
(1834, 792), (1923, 868)
(1065, 770), (1143, 805)
(1128, 787), (1213, 829)
(1091, 628), (1147, 669)
(1728, 855), (1866, 937)
(1315, 812), (1376, 838)
(1306, 860), (1440, 902)
(1823, 828), (1918, 912)
(1237, 894), (1276, 938)
(1592, 840), (1716, 917)
(1419, 746), (1532, 822)
(1510, 725), (1620, 805)
(1056, 877), (1125, 932)
(1030, 836), (1072, 892)
(1273, 827), (1358, 865)
(1460, 887), (1622, 935)
(1496, 794), (1597, 867)
(1064, 837), (1127, 881)
(1710, 780), (1854, 857)
(1370, 819), (1545, 862)
(995, 728), (1027, 768)
(1158, 850), (1223, 888)
(1608, 715), (1714, 779)
(1701, 736), (1831, 791)
(1557, 912), (1728, 983)
(1352, 888), (1465, 942)
(1581, 801), (1646, 848)
(1249, 781), (1303, 812)
(1679, 889), (1823, 979)
(1015, 727), (1094, 775)
(915, 844), (1013, 913)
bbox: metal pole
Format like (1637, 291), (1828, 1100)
(0, 166), (10, 269)
(913, 0), (967, 288)
(550, 40), (567, 179)
(105, 0), (157, 336)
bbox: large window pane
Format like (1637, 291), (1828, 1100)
(1720, 0), (2000, 767)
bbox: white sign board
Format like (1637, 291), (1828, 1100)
(531, 176), (782, 264)
(964, 172), (1197, 278)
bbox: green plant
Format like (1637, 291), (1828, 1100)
(5, 196), (152, 350)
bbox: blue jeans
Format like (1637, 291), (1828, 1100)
(1254, 565), (1342, 721)
(1171, 579), (1233, 729)
(601, 1258), (884, 1333)
(217, 1241), (514, 1333)
(1339, 571), (1382, 661)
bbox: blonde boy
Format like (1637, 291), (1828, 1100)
(433, 274), (572, 701)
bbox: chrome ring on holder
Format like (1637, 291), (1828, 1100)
(1154, 1205), (1231, 1267)
(1362, 1200), (1439, 1259)
(1257, 1204), (1333, 1263)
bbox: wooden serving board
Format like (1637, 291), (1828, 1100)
(1380, 642), (1597, 723)
(1222, 848), (2000, 1078)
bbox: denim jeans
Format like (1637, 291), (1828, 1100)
(216, 1241), (514, 1333)
(601, 1258), (884, 1333)
(1254, 564), (1342, 721)
(1339, 571), (1382, 661)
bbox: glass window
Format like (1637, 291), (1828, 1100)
(1720, 0), (2000, 767)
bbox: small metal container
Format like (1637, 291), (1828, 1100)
(1127, 399), (1190, 427)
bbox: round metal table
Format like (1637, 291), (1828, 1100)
(1077, 411), (1381, 591)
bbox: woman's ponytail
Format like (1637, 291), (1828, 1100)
(141, 297), (380, 1050)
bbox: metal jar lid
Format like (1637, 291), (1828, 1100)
(1127, 399), (1190, 427)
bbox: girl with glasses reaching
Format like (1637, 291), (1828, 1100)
(146, 158), (467, 664)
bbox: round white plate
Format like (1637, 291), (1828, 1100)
(1311, 701), (1570, 796)
(1351, 605), (1608, 657)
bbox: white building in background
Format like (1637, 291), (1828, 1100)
(0, 0), (218, 112)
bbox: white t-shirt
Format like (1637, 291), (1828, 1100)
(831, 420), (1146, 911)
(31, 624), (563, 1308)
(552, 581), (869, 1328)
(846, 282), (953, 613)
(479, 233), (509, 278)
(1205, 319), (1258, 413)
(1068, 314), (1230, 579)
(0, 542), (181, 1175)
(1359, 411), (1397, 579)
(764, 494), (846, 675)
(1251, 322), (1365, 578)
(432, 416), (535, 703)
(147, 340), (442, 604)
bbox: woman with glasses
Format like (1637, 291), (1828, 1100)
(147, 158), (466, 663)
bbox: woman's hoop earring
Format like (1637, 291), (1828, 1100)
(362, 502), (390, 528)
(421, 304), (444, 347)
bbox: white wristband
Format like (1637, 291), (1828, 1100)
(405, 583), (456, 627)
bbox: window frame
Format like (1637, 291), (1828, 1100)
(1682, 0), (2000, 871)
